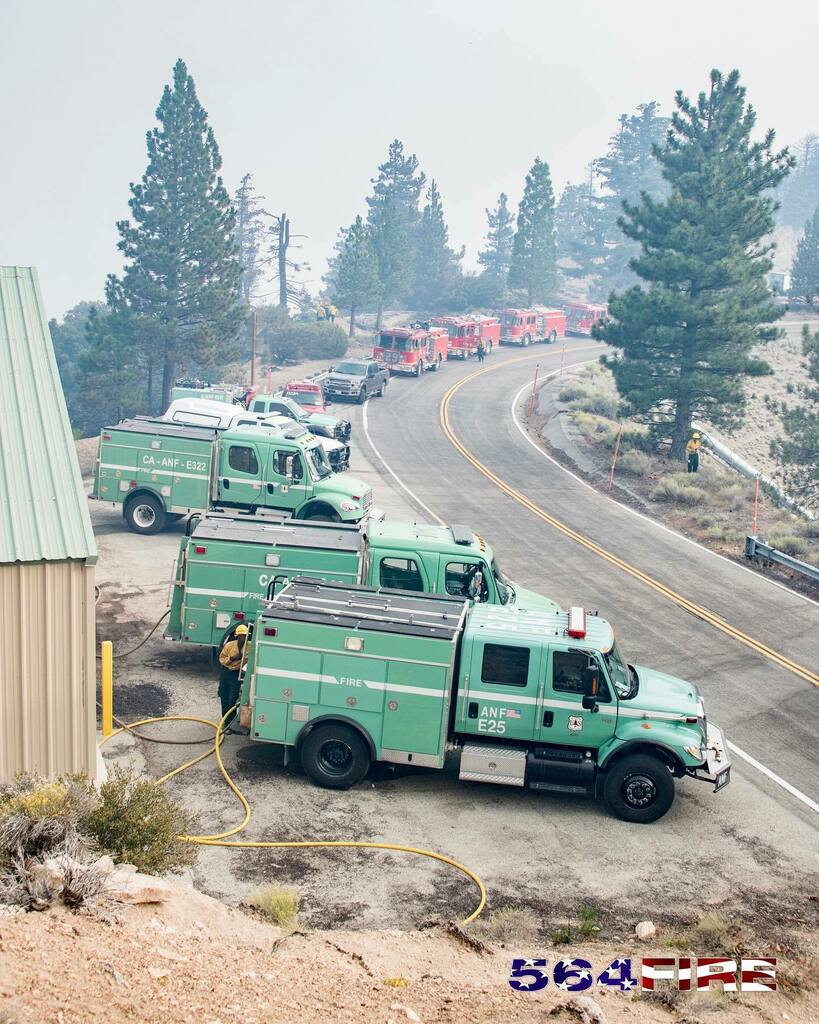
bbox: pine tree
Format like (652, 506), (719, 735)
(269, 213), (309, 309)
(777, 135), (819, 228)
(366, 140), (425, 325)
(478, 193), (515, 301)
(329, 215), (382, 335)
(596, 102), (670, 292)
(596, 69), (793, 460)
(791, 206), (819, 305)
(772, 325), (819, 504)
(555, 171), (607, 290)
(412, 180), (464, 310)
(509, 158), (557, 305)
(107, 58), (243, 408)
(233, 173), (272, 306)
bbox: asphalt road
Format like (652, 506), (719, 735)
(92, 343), (819, 933)
(359, 342), (819, 811)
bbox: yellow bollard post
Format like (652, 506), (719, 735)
(101, 640), (113, 737)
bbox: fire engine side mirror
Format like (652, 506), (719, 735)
(284, 455), (295, 480)
(581, 667), (600, 711)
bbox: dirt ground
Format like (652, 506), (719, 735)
(1, 882), (817, 1024)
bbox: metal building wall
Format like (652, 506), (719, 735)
(0, 560), (97, 781)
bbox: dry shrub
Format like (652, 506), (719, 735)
(573, 393), (620, 420)
(650, 478), (706, 505)
(81, 765), (198, 875)
(557, 384), (590, 403)
(470, 906), (540, 946)
(573, 412), (620, 447)
(766, 529), (811, 558)
(690, 912), (736, 950)
(247, 884), (300, 929)
(798, 519), (819, 539)
(618, 450), (652, 477)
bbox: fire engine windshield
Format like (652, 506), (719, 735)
(306, 444), (332, 480)
(288, 391), (320, 407)
(491, 559), (511, 605)
(501, 314), (518, 326)
(604, 643), (636, 699)
(380, 335), (411, 351)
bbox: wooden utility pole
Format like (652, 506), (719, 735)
(250, 308), (257, 385)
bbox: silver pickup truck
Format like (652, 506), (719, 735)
(324, 358), (389, 404)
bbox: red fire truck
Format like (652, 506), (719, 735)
(431, 315), (500, 359)
(498, 307), (566, 346)
(283, 379), (327, 414)
(565, 303), (607, 336)
(373, 324), (449, 376)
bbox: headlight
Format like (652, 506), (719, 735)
(684, 745), (704, 760)
(340, 500), (359, 512)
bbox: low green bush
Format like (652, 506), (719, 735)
(766, 531), (811, 558)
(573, 412), (620, 447)
(81, 766), (198, 875)
(471, 906), (540, 945)
(578, 905), (602, 938)
(557, 384), (589, 403)
(573, 394), (620, 420)
(618, 450), (652, 477)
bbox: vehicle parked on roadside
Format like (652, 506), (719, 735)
(246, 393), (351, 442)
(166, 513), (560, 646)
(565, 303), (607, 336)
(498, 307), (566, 345)
(171, 383), (238, 404)
(162, 398), (350, 473)
(430, 315), (500, 359)
(373, 324), (449, 376)
(323, 359), (389, 403)
(237, 579), (731, 823)
(283, 379), (328, 414)
(91, 418), (373, 534)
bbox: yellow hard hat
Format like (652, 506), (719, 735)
(234, 624), (249, 636)
(692, 431), (701, 439)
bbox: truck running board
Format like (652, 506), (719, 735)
(459, 744), (526, 788)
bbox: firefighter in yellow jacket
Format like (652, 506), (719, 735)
(686, 431), (702, 473)
(218, 624), (249, 732)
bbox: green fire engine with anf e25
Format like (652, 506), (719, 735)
(90, 419), (373, 534)
(237, 579), (731, 823)
(166, 511), (560, 646)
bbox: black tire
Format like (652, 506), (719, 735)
(166, 512), (184, 524)
(523, 333), (531, 347)
(357, 386), (367, 405)
(377, 380), (386, 397)
(602, 754), (675, 823)
(415, 360), (423, 377)
(302, 505), (342, 522)
(124, 493), (167, 535)
(301, 723), (371, 789)
(550, 329), (558, 343)
(432, 354), (442, 372)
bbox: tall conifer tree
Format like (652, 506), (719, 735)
(107, 59), (242, 407)
(791, 206), (819, 305)
(509, 158), (558, 305)
(478, 193), (515, 300)
(596, 69), (793, 459)
(330, 215), (382, 335)
(412, 180), (463, 310)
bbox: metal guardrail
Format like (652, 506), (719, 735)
(745, 535), (819, 584)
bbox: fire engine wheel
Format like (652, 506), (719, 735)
(124, 494), (167, 535)
(432, 354), (442, 372)
(415, 361), (424, 377)
(602, 754), (675, 824)
(549, 329), (558, 343)
(523, 333), (532, 347)
(301, 723), (371, 789)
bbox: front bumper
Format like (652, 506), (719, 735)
(335, 420), (352, 441)
(688, 721), (732, 792)
(327, 445), (351, 472)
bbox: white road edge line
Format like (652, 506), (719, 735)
(510, 375), (819, 611)
(362, 399), (445, 526)
(361, 357), (819, 817)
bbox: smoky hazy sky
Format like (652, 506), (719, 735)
(2, 0), (817, 317)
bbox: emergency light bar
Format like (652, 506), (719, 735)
(567, 606), (587, 639)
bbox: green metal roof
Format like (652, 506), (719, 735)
(0, 267), (97, 564)
(366, 519), (494, 560)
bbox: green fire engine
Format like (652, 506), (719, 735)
(91, 419), (373, 534)
(166, 511), (560, 646)
(237, 578), (731, 823)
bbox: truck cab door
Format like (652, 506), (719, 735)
(538, 646), (618, 748)
(373, 551), (431, 592)
(264, 447), (309, 513)
(457, 638), (541, 742)
(439, 558), (493, 603)
(220, 442), (263, 506)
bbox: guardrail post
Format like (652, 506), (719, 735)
(752, 475), (760, 535)
(101, 640), (113, 737)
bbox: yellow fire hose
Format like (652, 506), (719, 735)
(100, 710), (487, 925)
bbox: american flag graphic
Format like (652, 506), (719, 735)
(507, 709), (521, 719)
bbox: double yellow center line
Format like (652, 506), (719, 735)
(440, 355), (819, 688)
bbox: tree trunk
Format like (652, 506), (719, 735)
(376, 302), (383, 333)
(669, 396), (692, 462)
(161, 353), (176, 412)
(278, 213), (289, 309)
(349, 303), (356, 337)
(146, 361), (154, 414)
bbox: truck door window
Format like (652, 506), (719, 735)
(251, 400), (266, 413)
(445, 561), (488, 601)
(271, 402), (295, 419)
(553, 651), (611, 701)
(379, 557), (423, 591)
(272, 450), (303, 481)
(228, 445), (259, 475)
(481, 644), (529, 687)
